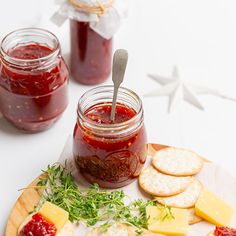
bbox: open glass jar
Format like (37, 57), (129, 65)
(0, 28), (69, 132)
(73, 86), (147, 188)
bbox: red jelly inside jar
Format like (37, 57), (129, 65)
(73, 86), (147, 188)
(70, 20), (112, 85)
(19, 213), (57, 236)
(0, 28), (69, 132)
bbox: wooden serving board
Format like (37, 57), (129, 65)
(5, 144), (167, 236)
(6, 144), (206, 236)
(5, 176), (44, 236)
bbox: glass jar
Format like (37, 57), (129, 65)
(70, 20), (112, 85)
(73, 86), (147, 188)
(0, 28), (69, 132)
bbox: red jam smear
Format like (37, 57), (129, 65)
(70, 20), (112, 85)
(0, 43), (68, 132)
(19, 213), (57, 236)
(214, 226), (236, 236)
(73, 103), (147, 188)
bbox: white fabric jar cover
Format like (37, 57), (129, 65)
(52, 0), (128, 39)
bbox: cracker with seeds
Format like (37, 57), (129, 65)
(139, 166), (192, 196)
(208, 232), (214, 236)
(86, 223), (165, 236)
(152, 147), (204, 176)
(154, 178), (202, 208)
(187, 207), (202, 225)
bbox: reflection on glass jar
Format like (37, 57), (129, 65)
(73, 86), (147, 189)
(70, 20), (112, 85)
(0, 28), (69, 132)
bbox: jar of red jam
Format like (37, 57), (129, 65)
(0, 28), (69, 132)
(52, 0), (126, 85)
(73, 86), (147, 188)
(70, 20), (112, 85)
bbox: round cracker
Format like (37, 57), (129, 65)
(18, 214), (33, 234)
(154, 178), (202, 208)
(139, 166), (192, 196)
(86, 223), (128, 236)
(128, 225), (165, 236)
(208, 232), (215, 236)
(152, 147), (204, 176)
(86, 223), (164, 236)
(187, 208), (203, 225)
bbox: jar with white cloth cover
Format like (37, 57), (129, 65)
(52, 0), (128, 85)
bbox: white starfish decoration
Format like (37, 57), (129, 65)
(145, 66), (236, 113)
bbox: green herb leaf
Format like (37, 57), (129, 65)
(135, 228), (144, 235)
(154, 205), (175, 222)
(35, 163), (172, 230)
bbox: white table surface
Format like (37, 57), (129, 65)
(1, 0), (236, 234)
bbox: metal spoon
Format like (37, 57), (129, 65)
(110, 49), (128, 122)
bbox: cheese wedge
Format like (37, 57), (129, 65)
(146, 206), (189, 236)
(195, 189), (234, 226)
(39, 201), (69, 231)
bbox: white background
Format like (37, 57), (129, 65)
(1, 0), (236, 234)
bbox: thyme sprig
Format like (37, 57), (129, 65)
(35, 163), (174, 229)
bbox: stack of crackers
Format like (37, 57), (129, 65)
(139, 147), (204, 225)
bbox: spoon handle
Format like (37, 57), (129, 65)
(110, 49), (128, 121)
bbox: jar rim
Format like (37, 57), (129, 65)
(77, 85), (144, 133)
(0, 28), (60, 66)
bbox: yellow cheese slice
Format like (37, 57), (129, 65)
(39, 201), (69, 231)
(195, 189), (234, 226)
(146, 206), (189, 236)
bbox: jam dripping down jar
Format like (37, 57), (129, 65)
(0, 28), (69, 132)
(73, 86), (147, 188)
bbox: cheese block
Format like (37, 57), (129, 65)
(195, 189), (234, 226)
(39, 201), (69, 231)
(146, 206), (189, 236)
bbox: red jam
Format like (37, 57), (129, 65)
(214, 226), (236, 236)
(0, 43), (68, 132)
(19, 213), (57, 236)
(85, 104), (136, 124)
(73, 103), (147, 188)
(70, 20), (112, 85)
(7, 44), (52, 59)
